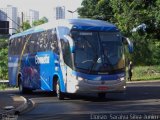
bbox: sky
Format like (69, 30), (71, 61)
(0, 0), (82, 21)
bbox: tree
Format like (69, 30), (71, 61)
(78, 0), (113, 21)
(32, 17), (48, 26)
(110, 0), (160, 65)
(0, 37), (8, 79)
(78, 0), (160, 65)
(22, 20), (31, 31)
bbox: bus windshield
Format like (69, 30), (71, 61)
(71, 31), (125, 74)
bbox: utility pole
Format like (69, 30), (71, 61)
(21, 12), (24, 25)
(21, 12), (24, 31)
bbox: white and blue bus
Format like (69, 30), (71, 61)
(8, 19), (133, 99)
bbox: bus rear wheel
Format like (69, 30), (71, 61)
(18, 77), (32, 94)
(56, 80), (65, 100)
(19, 79), (27, 94)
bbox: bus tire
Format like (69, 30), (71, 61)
(56, 79), (65, 100)
(18, 77), (32, 94)
(98, 93), (106, 99)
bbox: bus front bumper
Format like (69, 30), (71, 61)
(66, 79), (126, 94)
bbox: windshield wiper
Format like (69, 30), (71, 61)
(88, 54), (99, 74)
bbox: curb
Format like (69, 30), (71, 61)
(127, 80), (160, 84)
(20, 98), (36, 114)
(14, 96), (28, 114)
(2, 95), (28, 115)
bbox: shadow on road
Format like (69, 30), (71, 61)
(19, 85), (160, 103)
(16, 85), (160, 119)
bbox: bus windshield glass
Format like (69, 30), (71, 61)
(71, 31), (125, 74)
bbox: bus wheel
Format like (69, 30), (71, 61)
(19, 79), (26, 94)
(56, 80), (64, 100)
(98, 93), (106, 99)
(19, 78), (32, 94)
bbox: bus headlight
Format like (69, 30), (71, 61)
(120, 77), (125, 81)
(77, 76), (84, 81)
(71, 74), (84, 81)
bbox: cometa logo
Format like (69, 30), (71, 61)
(35, 55), (50, 64)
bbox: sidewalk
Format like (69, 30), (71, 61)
(0, 90), (28, 115)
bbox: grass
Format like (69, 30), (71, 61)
(0, 83), (7, 90)
(131, 65), (160, 81)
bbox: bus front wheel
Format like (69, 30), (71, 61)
(56, 80), (65, 100)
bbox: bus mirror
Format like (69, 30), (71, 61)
(122, 37), (133, 53)
(64, 35), (75, 53)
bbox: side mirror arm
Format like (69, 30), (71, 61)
(64, 35), (75, 52)
(123, 37), (133, 53)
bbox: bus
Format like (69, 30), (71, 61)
(8, 19), (133, 100)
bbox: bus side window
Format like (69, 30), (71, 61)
(13, 39), (16, 55)
(35, 33), (40, 52)
(9, 39), (13, 55)
(29, 33), (36, 53)
(24, 35), (30, 54)
(51, 30), (59, 55)
(37, 31), (47, 52)
(17, 37), (22, 55)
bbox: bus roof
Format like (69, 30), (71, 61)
(10, 19), (119, 39)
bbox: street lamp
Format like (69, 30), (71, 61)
(67, 9), (77, 18)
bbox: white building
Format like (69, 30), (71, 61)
(0, 5), (18, 34)
(30, 9), (39, 25)
(18, 9), (39, 27)
(54, 6), (65, 20)
(24, 9), (39, 25)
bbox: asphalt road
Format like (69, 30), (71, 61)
(13, 82), (160, 120)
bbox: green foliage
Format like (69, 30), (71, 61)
(32, 17), (48, 26)
(0, 84), (7, 90)
(78, 0), (113, 20)
(78, 0), (160, 65)
(0, 37), (8, 79)
(22, 20), (31, 31)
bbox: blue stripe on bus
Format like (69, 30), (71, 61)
(72, 26), (119, 32)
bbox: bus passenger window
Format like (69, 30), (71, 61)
(51, 32), (59, 55)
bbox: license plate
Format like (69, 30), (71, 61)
(97, 86), (109, 90)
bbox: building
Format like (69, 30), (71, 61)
(29, 9), (39, 25)
(22, 9), (39, 26)
(0, 5), (18, 34)
(54, 6), (65, 20)
(0, 10), (7, 20)
(0, 10), (9, 34)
